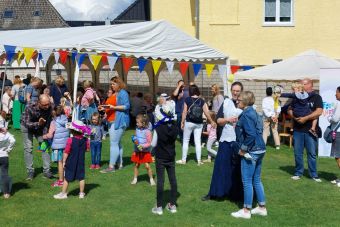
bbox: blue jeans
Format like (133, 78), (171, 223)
(293, 131), (318, 178)
(90, 141), (102, 165)
(109, 124), (125, 166)
(241, 153), (266, 209)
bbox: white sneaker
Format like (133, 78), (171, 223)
(166, 203), (177, 213)
(152, 206), (163, 215)
(53, 192), (67, 199)
(291, 175), (301, 180)
(131, 178), (137, 185)
(176, 160), (186, 165)
(312, 177), (322, 183)
(79, 192), (85, 199)
(231, 209), (251, 219)
(150, 178), (156, 186)
(276, 146), (280, 150)
(197, 161), (204, 166)
(251, 206), (268, 216)
(330, 179), (340, 184)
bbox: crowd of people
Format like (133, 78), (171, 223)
(0, 71), (339, 219)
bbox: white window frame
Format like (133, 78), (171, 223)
(263, 0), (294, 27)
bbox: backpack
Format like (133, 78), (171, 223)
(18, 85), (27, 104)
(188, 98), (203, 123)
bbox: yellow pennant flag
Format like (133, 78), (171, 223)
(17, 51), (24, 66)
(151, 60), (162, 75)
(228, 74), (235, 83)
(90, 55), (102, 70)
(205, 64), (215, 78)
(23, 47), (35, 65)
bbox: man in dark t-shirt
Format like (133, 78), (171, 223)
(289, 78), (323, 182)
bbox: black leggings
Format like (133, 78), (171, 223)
(0, 157), (10, 194)
(156, 158), (178, 207)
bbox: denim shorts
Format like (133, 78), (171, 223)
(51, 149), (63, 162)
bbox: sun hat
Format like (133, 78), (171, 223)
(66, 120), (91, 136)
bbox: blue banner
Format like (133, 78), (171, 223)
(137, 58), (148, 73)
(193, 63), (202, 77)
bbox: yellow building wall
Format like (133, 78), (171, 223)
(151, 0), (340, 65)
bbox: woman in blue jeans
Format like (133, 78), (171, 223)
(231, 91), (267, 219)
(99, 76), (130, 173)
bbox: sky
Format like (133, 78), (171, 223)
(49, 0), (136, 21)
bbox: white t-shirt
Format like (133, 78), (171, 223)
(219, 98), (242, 143)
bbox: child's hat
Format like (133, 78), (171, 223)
(66, 120), (91, 135)
(160, 93), (170, 100)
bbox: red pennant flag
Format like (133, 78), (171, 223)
(100, 52), (108, 65)
(179, 62), (189, 77)
(58, 50), (69, 64)
(231, 65), (240, 74)
(122, 57), (133, 74)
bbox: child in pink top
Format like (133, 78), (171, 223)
(80, 80), (99, 123)
(203, 112), (217, 162)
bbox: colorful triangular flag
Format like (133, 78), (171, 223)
(230, 65), (240, 74)
(90, 55), (102, 70)
(107, 56), (118, 71)
(193, 63), (202, 77)
(165, 61), (174, 75)
(58, 50), (69, 64)
(4, 45), (16, 62)
(54, 52), (60, 64)
(218, 64), (227, 78)
(23, 47), (35, 65)
(17, 51), (24, 66)
(151, 60), (162, 75)
(137, 58), (148, 73)
(40, 49), (52, 66)
(71, 51), (77, 64)
(100, 52), (108, 65)
(76, 53), (87, 68)
(205, 64), (215, 78)
(121, 57), (133, 74)
(179, 62), (189, 77)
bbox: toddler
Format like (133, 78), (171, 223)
(89, 113), (104, 169)
(131, 114), (155, 186)
(202, 112), (217, 162)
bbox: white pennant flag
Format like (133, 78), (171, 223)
(107, 56), (118, 71)
(54, 51), (60, 64)
(218, 64), (228, 97)
(165, 61), (174, 75)
(40, 49), (52, 66)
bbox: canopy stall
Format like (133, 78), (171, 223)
(235, 50), (340, 81)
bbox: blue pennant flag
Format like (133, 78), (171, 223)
(76, 53), (87, 68)
(4, 45), (16, 62)
(137, 58), (148, 73)
(193, 63), (202, 77)
(38, 53), (43, 61)
(242, 65), (253, 71)
(71, 51), (78, 64)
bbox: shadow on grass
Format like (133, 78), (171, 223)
(318, 171), (337, 181)
(99, 157), (133, 168)
(68, 183), (100, 196)
(11, 182), (30, 196)
(279, 165), (295, 175)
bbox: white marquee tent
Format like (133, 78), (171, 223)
(235, 50), (340, 81)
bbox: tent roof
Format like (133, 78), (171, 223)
(235, 50), (340, 81)
(0, 20), (227, 62)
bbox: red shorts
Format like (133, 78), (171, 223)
(131, 151), (153, 164)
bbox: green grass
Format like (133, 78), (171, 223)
(0, 129), (340, 226)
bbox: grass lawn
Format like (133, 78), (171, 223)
(0, 129), (339, 226)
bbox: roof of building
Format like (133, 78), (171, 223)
(113, 0), (150, 23)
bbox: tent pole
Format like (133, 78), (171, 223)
(0, 61), (8, 111)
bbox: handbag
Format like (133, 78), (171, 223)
(323, 121), (340, 143)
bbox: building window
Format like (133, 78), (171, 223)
(264, 0), (293, 26)
(33, 10), (41, 17)
(3, 10), (14, 18)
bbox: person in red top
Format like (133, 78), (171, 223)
(53, 120), (90, 200)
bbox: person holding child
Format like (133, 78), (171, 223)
(130, 114), (155, 186)
(0, 115), (15, 199)
(89, 113), (104, 170)
(43, 106), (69, 187)
(54, 120), (90, 199)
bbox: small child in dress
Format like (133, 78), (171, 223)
(0, 116), (15, 199)
(60, 96), (72, 119)
(89, 113), (104, 170)
(53, 120), (90, 199)
(202, 111), (217, 163)
(43, 106), (69, 187)
(131, 114), (155, 186)
(279, 83), (318, 137)
(151, 103), (178, 215)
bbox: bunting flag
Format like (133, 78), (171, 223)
(38, 53), (43, 62)
(137, 58), (148, 73)
(107, 55), (118, 71)
(58, 50), (69, 64)
(242, 65), (253, 71)
(151, 60), (162, 75)
(17, 51), (24, 66)
(71, 51), (77, 64)
(205, 64), (215, 78)
(230, 65), (240, 74)
(193, 63), (202, 77)
(165, 61), (174, 75)
(40, 49), (52, 66)
(4, 45), (16, 62)
(90, 55), (102, 70)
(179, 62), (189, 77)
(121, 57), (133, 74)
(99, 52), (108, 65)
(23, 47), (35, 65)
(54, 51), (60, 64)
(76, 53), (86, 68)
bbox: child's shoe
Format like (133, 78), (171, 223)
(53, 192), (67, 199)
(90, 164), (96, 169)
(131, 178), (137, 185)
(151, 206), (163, 215)
(3, 194), (10, 199)
(166, 203), (177, 213)
(243, 153), (253, 160)
(95, 164), (101, 169)
(79, 192), (85, 199)
(150, 178), (156, 186)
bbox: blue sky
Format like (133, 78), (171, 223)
(49, 0), (135, 21)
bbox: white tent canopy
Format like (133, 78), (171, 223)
(0, 20), (227, 62)
(235, 50), (340, 81)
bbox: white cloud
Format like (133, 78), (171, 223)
(49, 0), (136, 21)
